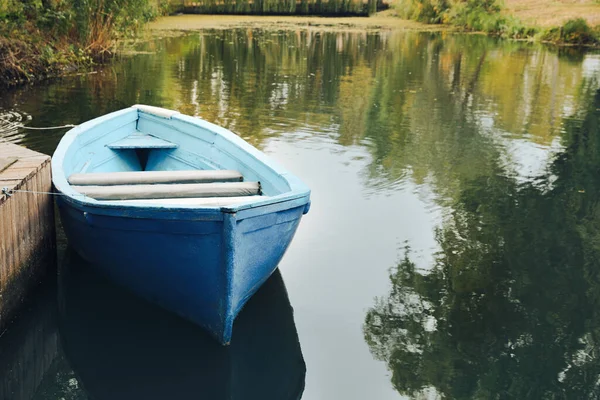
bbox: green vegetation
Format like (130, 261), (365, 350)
(0, 0), (166, 86)
(182, 0), (382, 17)
(394, 0), (599, 44)
(540, 18), (600, 45)
(445, 0), (531, 37)
(393, 0), (449, 23)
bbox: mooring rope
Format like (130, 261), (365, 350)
(1, 188), (87, 198)
(17, 124), (77, 130)
(0, 116), (77, 131)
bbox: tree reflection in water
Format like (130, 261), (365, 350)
(365, 89), (600, 399)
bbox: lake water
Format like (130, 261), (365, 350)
(1, 26), (600, 399)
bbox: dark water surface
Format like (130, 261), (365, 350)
(1, 27), (600, 399)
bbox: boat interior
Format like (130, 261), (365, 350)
(59, 107), (292, 206)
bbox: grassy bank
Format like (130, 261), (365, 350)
(393, 0), (600, 46)
(3, 1), (599, 87)
(148, 11), (446, 32)
(0, 0), (167, 87)
(505, 0), (600, 28)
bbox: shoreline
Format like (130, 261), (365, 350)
(148, 12), (449, 33)
(148, 13), (600, 48)
(2, 9), (600, 88)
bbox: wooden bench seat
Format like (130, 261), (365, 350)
(68, 170), (243, 186)
(72, 182), (261, 201)
(110, 196), (269, 206)
(107, 134), (178, 149)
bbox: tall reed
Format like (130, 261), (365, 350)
(0, 0), (160, 85)
(183, 0), (378, 16)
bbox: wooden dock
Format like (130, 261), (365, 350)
(0, 143), (55, 332)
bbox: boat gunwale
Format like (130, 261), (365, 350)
(56, 191), (310, 222)
(51, 106), (311, 216)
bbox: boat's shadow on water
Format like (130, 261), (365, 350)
(58, 250), (306, 400)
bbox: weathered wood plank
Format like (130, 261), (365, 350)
(0, 143), (45, 158)
(0, 205), (7, 292)
(0, 169), (37, 181)
(0, 143), (55, 333)
(0, 179), (24, 188)
(0, 158), (17, 173)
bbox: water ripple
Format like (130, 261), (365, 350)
(0, 109), (29, 144)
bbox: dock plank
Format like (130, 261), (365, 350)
(0, 158), (17, 173)
(0, 142), (55, 333)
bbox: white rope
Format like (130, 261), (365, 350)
(0, 116), (76, 131)
(2, 188), (87, 197)
(18, 124), (77, 130)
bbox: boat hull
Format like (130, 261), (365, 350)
(52, 106), (311, 344)
(57, 196), (306, 344)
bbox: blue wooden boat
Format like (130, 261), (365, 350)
(52, 105), (311, 344)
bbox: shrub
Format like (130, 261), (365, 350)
(561, 18), (598, 45)
(444, 0), (503, 31)
(541, 18), (599, 46)
(0, 0), (159, 86)
(393, 0), (451, 24)
(395, 0), (535, 39)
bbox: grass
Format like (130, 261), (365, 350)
(0, 27), (95, 86)
(3, 0), (600, 87)
(0, 0), (166, 86)
(504, 0), (600, 28)
(391, 0), (600, 46)
(148, 10), (448, 32)
(181, 0), (375, 16)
